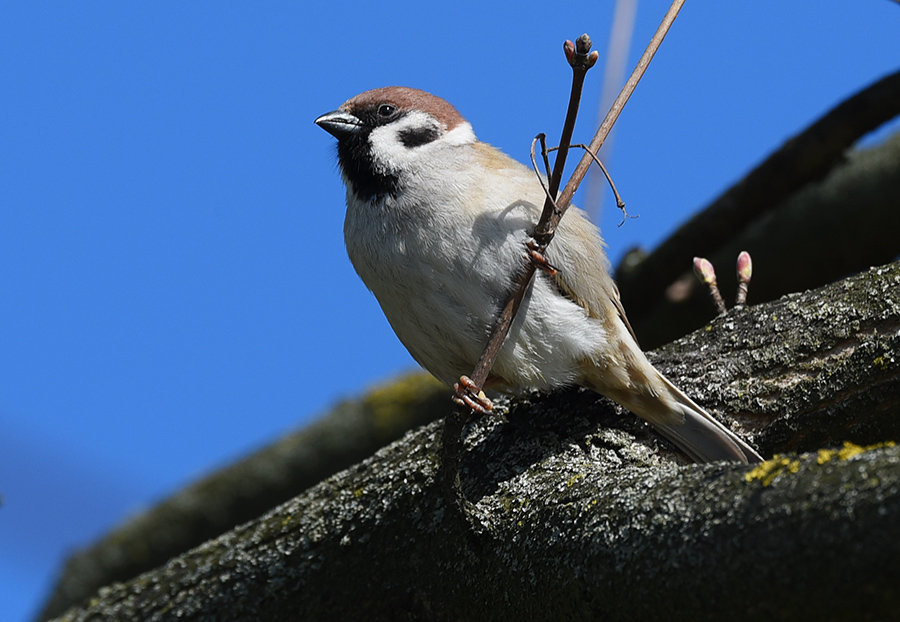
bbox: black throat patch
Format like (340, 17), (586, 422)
(336, 132), (401, 202)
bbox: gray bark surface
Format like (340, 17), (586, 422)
(49, 261), (900, 621)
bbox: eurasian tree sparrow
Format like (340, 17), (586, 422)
(316, 86), (762, 464)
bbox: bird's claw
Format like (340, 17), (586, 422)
(452, 376), (493, 413)
(525, 239), (559, 276)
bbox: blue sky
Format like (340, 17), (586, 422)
(1, 2), (898, 619)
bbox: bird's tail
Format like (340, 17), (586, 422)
(583, 345), (763, 464)
(647, 373), (762, 463)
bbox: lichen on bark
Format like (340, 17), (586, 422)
(49, 261), (900, 622)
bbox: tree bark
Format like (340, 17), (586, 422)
(47, 260), (900, 622)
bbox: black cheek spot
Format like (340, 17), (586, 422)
(399, 126), (441, 148)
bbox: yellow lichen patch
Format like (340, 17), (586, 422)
(817, 441), (897, 465)
(816, 448), (835, 465)
(873, 356), (890, 370)
(744, 456), (801, 486)
(281, 515), (293, 527)
(353, 488), (365, 498)
(746, 442), (897, 485)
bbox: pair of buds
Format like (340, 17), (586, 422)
(693, 251), (753, 315)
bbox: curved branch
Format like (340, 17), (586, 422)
(46, 261), (900, 621)
(616, 69), (900, 324)
(625, 130), (900, 348)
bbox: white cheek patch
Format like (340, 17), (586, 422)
(368, 114), (476, 174)
(444, 122), (476, 146)
(368, 111), (436, 172)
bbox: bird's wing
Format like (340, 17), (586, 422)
(482, 147), (639, 343)
(543, 206), (633, 331)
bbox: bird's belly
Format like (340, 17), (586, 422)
(355, 245), (507, 386)
(353, 240), (606, 391)
(344, 195), (608, 391)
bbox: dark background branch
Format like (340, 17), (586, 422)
(623, 129), (900, 348)
(36, 374), (451, 622)
(616, 69), (900, 347)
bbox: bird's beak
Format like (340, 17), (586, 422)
(315, 110), (363, 138)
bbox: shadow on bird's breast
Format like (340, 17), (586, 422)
(471, 200), (540, 246)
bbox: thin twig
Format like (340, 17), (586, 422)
(530, 135), (558, 210)
(549, 143), (631, 223)
(585, 0), (640, 221)
(467, 0), (686, 395)
(443, 0), (687, 534)
(540, 133), (552, 179)
(461, 34), (599, 397)
(539, 0), (686, 242)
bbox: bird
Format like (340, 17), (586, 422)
(315, 86), (763, 464)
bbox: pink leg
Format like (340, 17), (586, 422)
(525, 239), (559, 276)
(452, 375), (494, 413)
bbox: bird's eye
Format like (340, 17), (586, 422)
(377, 104), (397, 118)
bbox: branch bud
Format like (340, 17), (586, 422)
(735, 251), (752, 306)
(576, 33), (593, 56)
(736, 251), (752, 284)
(693, 257), (727, 315)
(563, 40), (575, 65)
(693, 257), (717, 286)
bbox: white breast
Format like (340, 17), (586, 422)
(343, 140), (611, 390)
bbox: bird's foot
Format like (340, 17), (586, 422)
(525, 239), (559, 276)
(452, 376), (493, 413)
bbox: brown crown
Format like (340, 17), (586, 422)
(341, 86), (466, 131)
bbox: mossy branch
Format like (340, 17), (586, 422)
(46, 261), (900, 622)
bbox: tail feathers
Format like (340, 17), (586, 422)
(592, 371), (763, 464)
(649, 375), (762, 464)
(580, 320), (762, 463)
